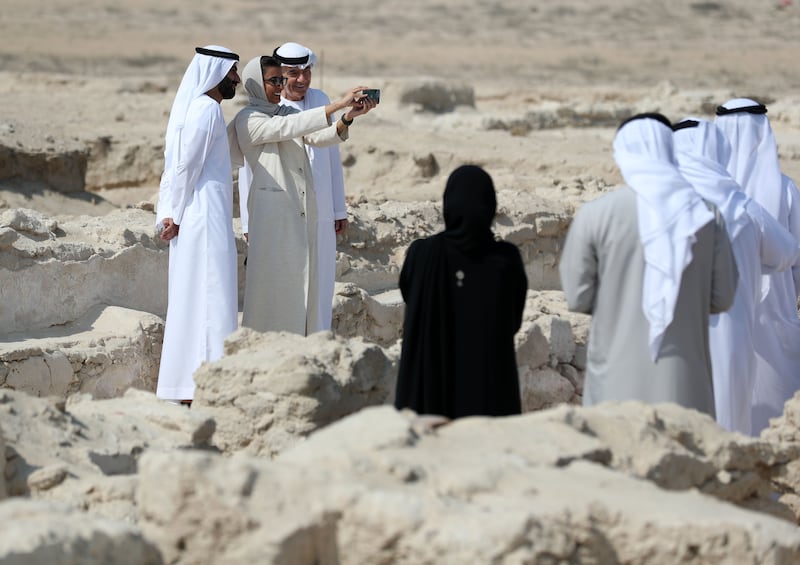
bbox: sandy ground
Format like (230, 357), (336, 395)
(3, 0), (800, 214)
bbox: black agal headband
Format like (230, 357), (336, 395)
(272, 47), (310, 66)
(617, 112), (672, 131)
(671, 119), (700, 132)
(195, 47), (240, 61)
(715, 103), (767, 116)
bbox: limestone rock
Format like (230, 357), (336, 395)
(193, 329), (395, 456)
(762, 390), (800, 445)
(133, 407), (800, 565)
(0, 141), (88, 192)
(519, 366), (577, 411)
(0, 305), (163, 399)
(0, 388), (214, 499)
(1, 208), (168, 333)
(531, 401), (794, 519)
(398, 81), (475, 113)
(0, 207), (58, 237)
(0, 424), (6, 501)
(0, 499), (162, 564)
(332, 283), (404, 346)
(760, 391), (800, 513)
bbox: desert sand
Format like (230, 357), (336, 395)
(3, 1), (800, 563)
(5, 0), (800, 213)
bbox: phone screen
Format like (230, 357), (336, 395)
(362, 89), (380, 103)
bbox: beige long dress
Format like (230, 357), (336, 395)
(231, 105), (344, 335)
(558, 186), (738, 416)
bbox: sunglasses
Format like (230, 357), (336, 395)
(264, 76), (288, 87)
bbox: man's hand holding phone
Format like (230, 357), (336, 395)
(360, 89), (380, 104)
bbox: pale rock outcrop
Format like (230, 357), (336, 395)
(531, 401), (794, 520)
(332, 283), (404, 346)
(338, 199), (440, 293)
(761, 391), (800, 519)
(84, 134), (164, 190)
(133, 406), (800, 565)
(762, 390), (800, 446)
(481, 84), (738, 134)
(192, 329), (396, 457)
(0, 207), (59, 237)
(397, 80), (475, 113)
(0, 499), (162, 565)
(0, 425), (5, 501)
(0, 388), (213, 504)
(1, 207), (188, 401)
(1, 383), (799, 562)
(339, 189), (571, 293)
(495, 190), (573, 291)
(1, 305), (163, 399)
(1, 189), (578, 404)
(0, 141), (88, 193)
(516, 290), (590, 410)
(1, 208), (168, 333)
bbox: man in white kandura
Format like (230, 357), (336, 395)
(559, 113), (738, 416)
(155, 45), (241, 405)
(673, 117), (800, 434)
(274, 42), (350, 332)
(715, 99), (800, 434)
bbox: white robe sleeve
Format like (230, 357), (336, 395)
(238, 163), (252, 234)
(747, 200), (800, 274)
(155, 170), (173, 227)
(329, 144), (348, 221)
(171, 109), (217, 225)
(304, 123), (348, 147)
(785, 177), (800, 295)
(241, 106), (330, 145)
(559, 205), (598, 314)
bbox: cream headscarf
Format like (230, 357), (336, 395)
(228, 56), (298, 167)
(614, 114), (715, 361)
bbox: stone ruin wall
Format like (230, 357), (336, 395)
(0, 188), (583, 410)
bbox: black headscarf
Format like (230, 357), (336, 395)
(443, 165), (497, 253)
(395, 165), (526, 419)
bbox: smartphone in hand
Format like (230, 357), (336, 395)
(361, 89), (380, 104)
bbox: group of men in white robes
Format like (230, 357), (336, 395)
(560, 103), (800, 436)
(155, 44), (375, 403)
(715, 99), (800, 434)
(673, 111), (800, 434)
(560, 113), (738, 416)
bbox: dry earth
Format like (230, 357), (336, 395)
(3, 1), (800, 563)
(4, 0), (800, 214)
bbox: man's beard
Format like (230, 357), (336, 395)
(218, 76), (237, 99)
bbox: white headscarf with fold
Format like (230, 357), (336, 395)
(157, 45), (237, 223)
(163, 45), (238, 175)
(227, 56), (298, 167)
(673, 118), (749, 241)
(714, 98), (783, 220)
(614, 116), (715, 361)
(274, 42), (317, 69)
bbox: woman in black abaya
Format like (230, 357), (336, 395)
(395, 165), (528, 418)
